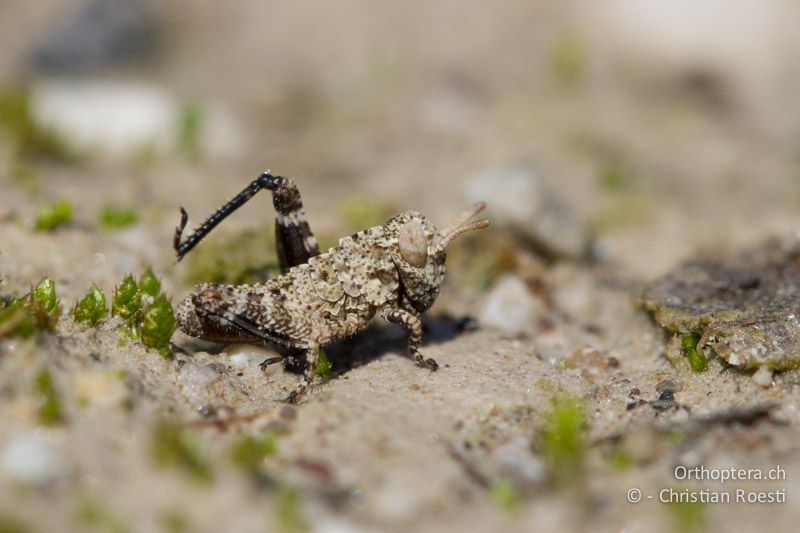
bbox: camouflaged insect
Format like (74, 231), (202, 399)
(173, 173), (489, 402)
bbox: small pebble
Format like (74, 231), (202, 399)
(0, 434), (65, 486)
(479, 274), (545, 336)
(752, 366), (773, 387)
(655, 377), (683, 394)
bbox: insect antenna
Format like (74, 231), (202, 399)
(435, 202), (490, 253)
(174, 172), (284, 261)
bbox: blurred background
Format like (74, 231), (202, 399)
(3, 0), (800, 279)
(3, 3), (800, 532)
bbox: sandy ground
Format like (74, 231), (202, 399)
(3, 1), (800, 532)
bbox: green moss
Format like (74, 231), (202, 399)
(681, 333), (707, 372)
(72, 284), (107, 326)
(551, 33), (586, 88)
(0, 276), (60, 338)
(182, 227), (279, 285)
(0, 513), (31, 533)
(176, 103), (203, 162)
(230, 431), (277, 473)
(141, 294), (176, 357)
(34, 199), (73, 231)
(9, 164), (40, 196)
(34, 368), (63, 425)
(340, 195), (393, 232)
(75, 496), (130, 533)
(608, 447), (631, 470)
(111, 274), (142, 330)
(151, 418), (212, 482)
(315, 350), (332, 379)
(598, 165), (629, 193)
(109, 270), (176, 356)
(33, 276), (57, 313)
(138, 267), (161, 297)
(489, 479), (522, 515)
(159, 510), (189, 533)
(274, 485), (307, 533)
(99, 205), (137, 229)
(538, 396), (586, 488)
(0, 86), (78, 163)
(0, 298), (34, 338)
(667, 495), (707, 533)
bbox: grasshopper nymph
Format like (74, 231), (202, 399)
(173, 172), (489, 402)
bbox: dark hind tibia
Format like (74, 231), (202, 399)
(173, 172), (319, 265)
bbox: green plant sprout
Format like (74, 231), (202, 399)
(151, 418), (212, 482)
(138, 267), (161, 297)
(34, 368), (63, 425)
(0, 276), (60, 338)
(72, 284), (107, 326)
(99, 205), (137, 229)
(681, 333), (708, 372)
(141, 294), (176, 357)
(538, 396), (587, 489)
(34, 200), (73, 231)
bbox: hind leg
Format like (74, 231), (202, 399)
(173, 172), (320, 272)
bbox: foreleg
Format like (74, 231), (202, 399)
(382, 308), (439, 371)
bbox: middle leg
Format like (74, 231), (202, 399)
(382, 308), (439, 371)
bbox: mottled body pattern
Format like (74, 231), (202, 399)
(173, 172), (488, 402)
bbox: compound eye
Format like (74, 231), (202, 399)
(398, 220), (428, 267)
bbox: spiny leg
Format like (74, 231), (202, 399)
(382, 308), (439, 371)
(173, 172), (320, 268)
(284, 345), (320, 403)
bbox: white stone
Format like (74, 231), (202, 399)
(752, 366), (773, 387)
(225, 344), (282, 376)
(479, 274), (544, 336)
(1, 434), (64, 486)
(31, 80), (244, 158)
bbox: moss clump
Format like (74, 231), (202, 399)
(667, 495), (707, 533)
(230, 432), (277, 474)
(111, 270), (176, 357)
(34, 199), (73, 231)
(75, 497), (130, 533)
(0, 276), (60, 338)
(72, 284), (107, 326)
(34, 368), (63, 425)
(159, 510), (189, 533)
(99, 205), (137, 229)
(176, 103), (203, 162)
(489, 479), (522, 515)
(151, 419), (212, 482)
(551, 33), (586, 88)
(138, 267), (161, 297)
(29, 276), (60, 331)
(141, 294), (176, 357)
(0, 86), (78, 163)
(0, 298), (33, 339)
(112, 275), (142, 334)
(340, 195), (393, 232)
(0, 513), (31, 533)
(597, 164), (630, 193)
(681, 333), (707, 372)
(274, 485), (308, 533)
(315, 350), (332, 379)
(538, 396), (586, 489)
(608, 447), (631, 470)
